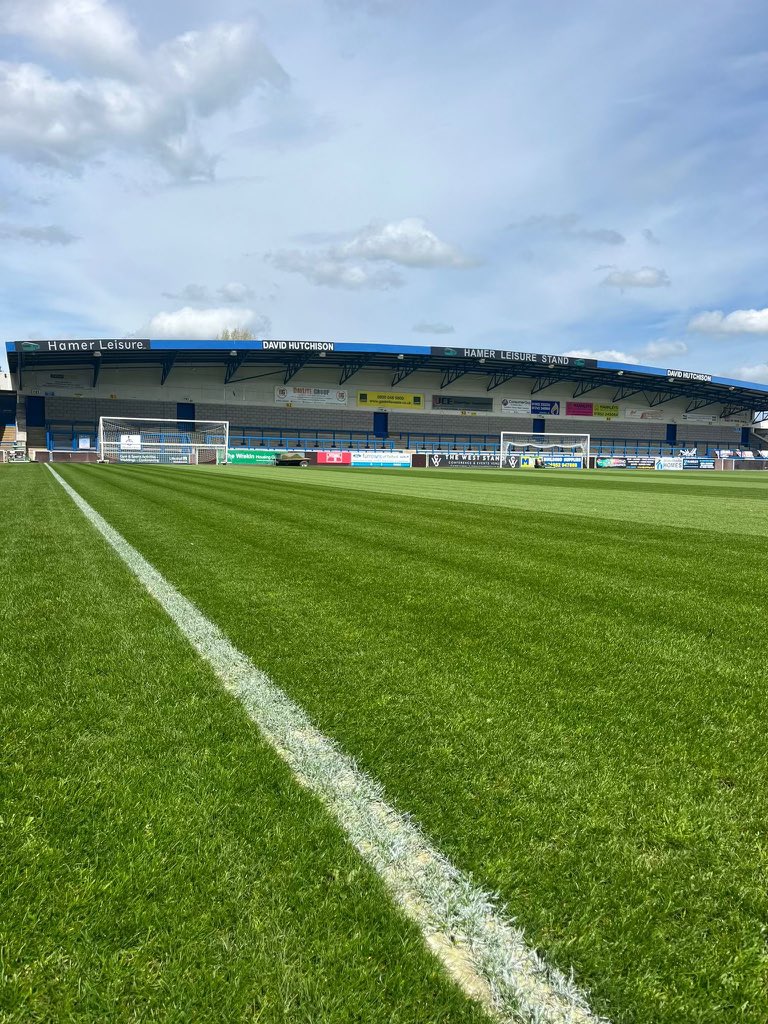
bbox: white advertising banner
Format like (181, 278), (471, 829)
(624, 408), (666, 421)
(500, 399), (531, 415)
(682, 411), (751, 426)
(34, 370), (92, 391)
(350, 451), (411, 467)
(120, 434), (142, 451)
(655, 457), (683, 471)
(275, 385), (348, 406)
(680, 412), (720, 425)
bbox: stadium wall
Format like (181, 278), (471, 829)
(19, 363), (752, 428)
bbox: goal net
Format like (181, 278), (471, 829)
(499, 431), (590, 468)
(98, 417), (229, 465)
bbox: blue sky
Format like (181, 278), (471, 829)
(2, 0), (768, 381)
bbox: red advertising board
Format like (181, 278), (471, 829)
(317, 450), (352, 465)
(565, 401), (593, 416)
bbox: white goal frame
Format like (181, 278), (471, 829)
(98, 416), (230, 465)
(499, 431), (590, 468)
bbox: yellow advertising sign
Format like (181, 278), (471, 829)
(593, 403), (619, 419)
(357, 391), (424, 409)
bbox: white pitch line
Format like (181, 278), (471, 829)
(46, 464), (608, 1024)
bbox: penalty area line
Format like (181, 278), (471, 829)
(46, 464), (608, 1024)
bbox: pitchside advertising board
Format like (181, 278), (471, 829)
(428, 452), (512, 468)
(317, 451), (411, 467)
(596, 455), (716, 470)
(425, 452), (581, 469)
(226, 449), (279, 464)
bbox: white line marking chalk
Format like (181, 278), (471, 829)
(47, 464), (608, 1024)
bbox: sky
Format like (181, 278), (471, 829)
(2, 0), (768, 381)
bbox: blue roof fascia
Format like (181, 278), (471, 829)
(596, 358), (768, 394)
(147, 340), (432, 355)
(711, 374), (768, 394)
(596, 359), (666, 376)
(150, 339), (265, 350)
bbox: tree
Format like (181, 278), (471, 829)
(217, 327), (253, 341)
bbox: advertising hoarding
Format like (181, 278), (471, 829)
(596, 455), (657, 468)
(431, 394), (493, 413)
(275, 386), (348, 406)
(357, 392), (424, 409)
(565, 401), (593, 416)
(531, 400), (561, 415)
(593, 403), (619, 419)
(518, 454), (582, 468)
(500, 399), (530, 415)
(351, 451), (412, 467)
(317, 451), (352, 464)
(427, 451), (512, 468)
(226, 449), (278, 464)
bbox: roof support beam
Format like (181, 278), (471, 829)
(391, 357), (427, 386)
(92, 355), (102, 389)
(440, 364), (469, 389)
(612, 385), (643, 402)
(530, 375), (560, 395)
(685, 396), (717, 413)
(647, 390), (678, 407)
(339, 355), (371, 384)
(486, 369), (522, 391)
(284, 356), (309, 383)
(572, 379), (604, 398)
(721, 404), (749, 419)
(160, 352), (178, 385)
(224, 351), (248, 384)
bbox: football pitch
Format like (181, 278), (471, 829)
(2, 463), (768, 1023)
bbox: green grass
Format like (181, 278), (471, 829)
(0, 466), (489, 1024)
(6, 462), (768, 1023)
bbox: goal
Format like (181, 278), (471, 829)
(98, 417), (229, 465)
(499, 431), (590, 468)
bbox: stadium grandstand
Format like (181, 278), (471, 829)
(3, 338), (768, 466)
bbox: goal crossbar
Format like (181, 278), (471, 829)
(500, 431), (590, 468)
(98, 416), (230, 465)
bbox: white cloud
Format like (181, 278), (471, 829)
(268, 249), (404, 289)
(642, 339), (687, 358)
(688, 308), (768, 334)
(267, 218), (468, 289)
(601, 266), (670, 289)
(735, 363), (768, 383)
(0, 221), (76, 243)
(0, 4), (288, 179)
(511, 214), (625, 245)
(0, 0), (140, 76)
(145, 306), (270, 339)
(562, 348), (640, 363)
(333, 218), (470, 268)
(413, 321), (454, 334)
(157, 23), (288, 118)
(162, 282), (255, 304)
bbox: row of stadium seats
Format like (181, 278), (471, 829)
(40, 420), (757, 458)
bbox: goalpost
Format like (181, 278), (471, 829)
(98, 417), (229, 465)
(499, 431), (590, 469)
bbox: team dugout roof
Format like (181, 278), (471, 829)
(6, 338), (768, 415)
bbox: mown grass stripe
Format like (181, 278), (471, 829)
(46, 464), (607, 1024)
